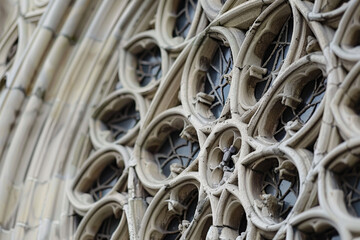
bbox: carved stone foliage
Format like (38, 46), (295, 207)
(66, 0), (360, 239)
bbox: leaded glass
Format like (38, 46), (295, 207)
(261, 160), (299, 220)
(89, 161), (123, 201)
(164, 190), (198, 240)
(95, 215), (121, 240)
(203, 41), (233, 119)
(337, 163), (360, 217)
(136, 46), (162, 86)
(103, 101), (140, 141)
(5, 0), (360, 239)
(173, 0), (198, 39)
(274, 74), (326, 141)
(154, 130), (200, 177)
(255, 16), (293, 100)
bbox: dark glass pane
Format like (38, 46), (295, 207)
(261, 160), (299, 220)
(136, 46), (162, 86)
(154, 130), (200, 177)
(95, 215), (121, 240)
(255, 16), (293, 100)
(173, 0), (198, 38)
(164, 233), (180, 240)
(89, 161), (123, 201)
(299, 228), (340, 240)
(337, 164), (360, 217)
(274, 74), (326, 141)
(274, 124), (287, 142)
(103, 101), (140, 141)
(164, 216), (181, 240)
(168, 217), (181, 232)
(203, 41), (233, 119)
(72, 213), (83, 230)
(164, 190), (199, 239)
(6, 38), (18, 65)
(238, 212), (247, 234)
(184, 190), (198, 222)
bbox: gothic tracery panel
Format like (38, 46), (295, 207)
(62, 0), (360, 239)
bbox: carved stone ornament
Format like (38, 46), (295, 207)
(90, 90), (147, 148)
(0, 0), (360, 240)
(135, 108), (200, 193)
(67, 146), (130, 214)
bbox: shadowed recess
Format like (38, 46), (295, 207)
(336, 163), (360, 217)
(164, 189), (199, 240)
(261, 159), (299, 220)
(95, 215), (121, 240)
(103, 100), (140, 141)
(297, 227), (341, 240)
(6, 38), (18, 65)
(89, 161), (123, 201)
(136, 46), (162, 86)
(154, 130), (200, 177)
(274, 74), (326, 141)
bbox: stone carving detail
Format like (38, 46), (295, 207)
(60, 0), (360, 239)
(182, 28), (243, 125)
(74, 197), (129, 240)
(200, 123), (242, 188)
(274, 73), (327, 141)
(257, 159), (299, 221)
(154, 129), (200, 178)
(138, 180), (212, 240)
(254, 16), (293, 101)
(67, 147), (129, 214)
(135, 110), (201, 190)
(200, 40), (233, 119)
(90, 90), (146, 148)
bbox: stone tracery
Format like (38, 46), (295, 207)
(65, 0), (360, 239)
(0, 0), (359, 239)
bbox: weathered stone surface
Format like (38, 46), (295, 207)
(0, 0), (358, 239)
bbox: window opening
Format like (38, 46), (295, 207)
(255, 16), (293, 100)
